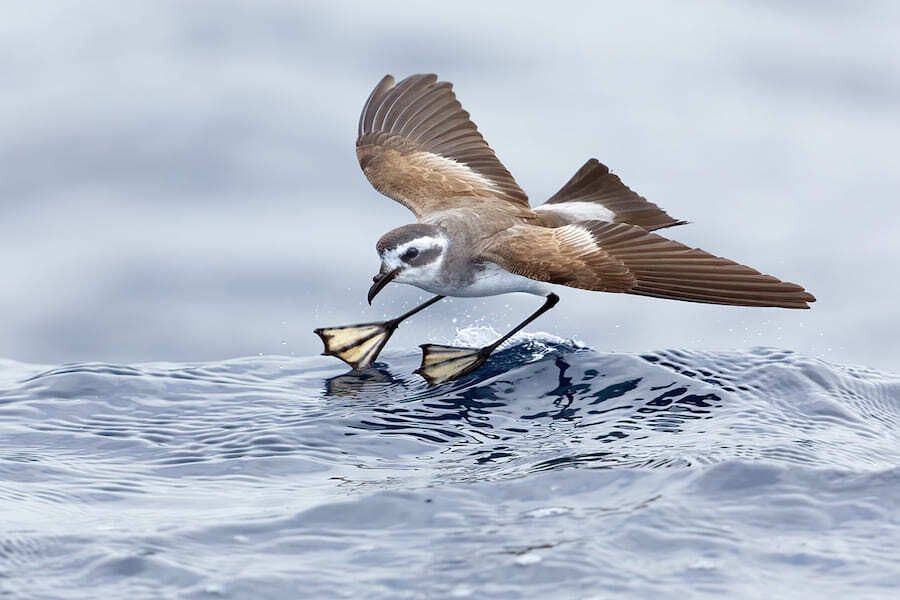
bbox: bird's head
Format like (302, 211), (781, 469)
(368, 224), (448, 304)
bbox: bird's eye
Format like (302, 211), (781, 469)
(401, 248), (419, 261)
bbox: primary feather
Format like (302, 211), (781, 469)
(356, 74), (529, 217)
(481, 221), (815, 308)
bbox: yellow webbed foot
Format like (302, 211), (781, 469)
(415, 344), (490, 385)
(314, 322), (396, 371)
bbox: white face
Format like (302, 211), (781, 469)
(380, 235), (448, 287)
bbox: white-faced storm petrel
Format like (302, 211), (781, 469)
(315, 74), (815, 384)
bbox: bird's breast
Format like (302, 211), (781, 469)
(417, 261), (549, 298)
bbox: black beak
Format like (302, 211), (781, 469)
(367, 267), (401, 305)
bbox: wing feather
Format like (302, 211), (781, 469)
(535, 159), (686, 231)
(357, 74), (529, 217)
(481, 222), (816, 309)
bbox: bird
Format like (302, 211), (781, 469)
(314, 74), (815, 384)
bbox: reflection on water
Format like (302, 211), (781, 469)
(1, 339), (899, 598)
(324, 366), (402, 397)
(348, 348), (725, 472)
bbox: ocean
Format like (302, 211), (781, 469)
(2, 333), (898, 598)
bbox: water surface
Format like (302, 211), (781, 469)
(2, 337), (899, 598)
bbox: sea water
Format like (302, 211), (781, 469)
(1, 334), (898, 598)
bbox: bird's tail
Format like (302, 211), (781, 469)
(535, 159), (686, 231)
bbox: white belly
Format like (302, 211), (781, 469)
(408, 262), (551, 298)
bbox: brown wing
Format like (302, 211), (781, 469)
(356, 74), (529, 217)
(535, 159), (686, 231)
(481, 221), (816, 308)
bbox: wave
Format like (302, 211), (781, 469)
(1, 339), (898, 598)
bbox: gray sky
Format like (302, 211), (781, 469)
(1, 1), (898, 371)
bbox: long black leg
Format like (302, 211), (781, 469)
(417, 293), (560, 384)
(388, 295), (445, 326)
(483, 293), (559, 354)
(315, 295), (445, 370)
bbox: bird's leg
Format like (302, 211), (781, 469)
(314, 295), (445, 371)
(417, 293), (560, 385)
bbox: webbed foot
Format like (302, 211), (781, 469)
(314, 321), (397, 371)
(415, 344), (492, 385)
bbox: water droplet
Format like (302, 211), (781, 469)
(523, 506), (572, 518)
(450, 586), (473, 597)
(515, 552), (542, 566)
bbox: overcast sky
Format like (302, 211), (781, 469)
(1, 1), (898, 371)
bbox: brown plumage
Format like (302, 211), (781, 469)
(355, 73), (816, 310)
(357, 74), (529, 217)
(481, 222), (815, 308)
(540, 158), (687, 231)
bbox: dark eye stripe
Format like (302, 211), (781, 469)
(406, 246), (441, 266)
(401, 248), (419, 261)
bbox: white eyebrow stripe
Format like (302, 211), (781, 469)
(392, 236), (447, 256)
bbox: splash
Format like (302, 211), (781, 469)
(451, 324), (583, 351)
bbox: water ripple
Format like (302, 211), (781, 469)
(1, 341), (898, 598)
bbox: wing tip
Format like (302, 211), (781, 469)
(645, 219), (690, 232)
(385, 73), (440, 87)
(584, 157), (606, 171)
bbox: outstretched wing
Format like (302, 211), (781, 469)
(481, 221), (816, 308)
(535, 159), (686, 231)
(356, 74), (529, 218)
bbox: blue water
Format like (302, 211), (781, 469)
(2, 337), (899, 599)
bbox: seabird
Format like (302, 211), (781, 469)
(315, 74), (815, 384)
